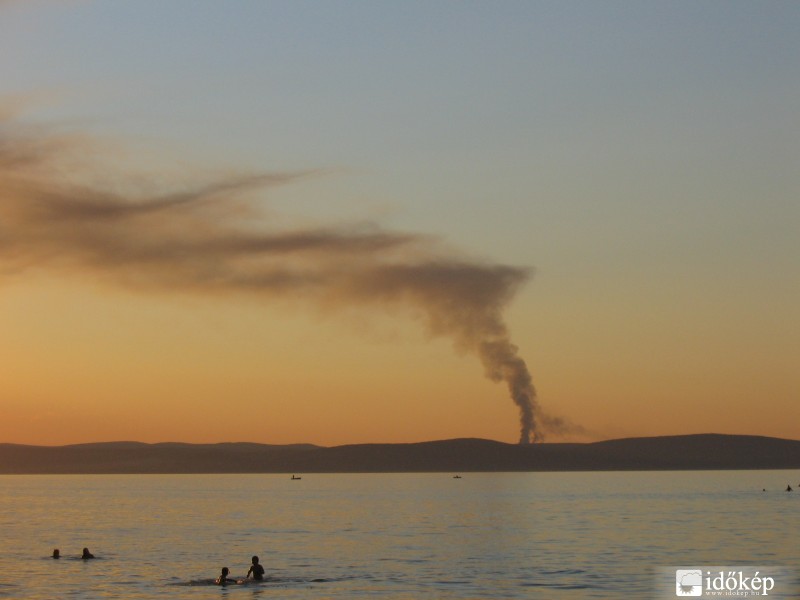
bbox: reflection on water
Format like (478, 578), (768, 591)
(0, 471), (798, 598)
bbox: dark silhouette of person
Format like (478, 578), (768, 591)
(81, 548), (95, 559)
(52, 549), (60, 559)
(215, 567), (235, 585)
(787, 485), (793, 492)
(246, 555), (265, 580)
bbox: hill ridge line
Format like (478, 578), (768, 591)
(2, 434), (799, 474)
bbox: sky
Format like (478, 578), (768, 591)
(0, 0), (797, 446)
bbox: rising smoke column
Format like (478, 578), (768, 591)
(342, 263), (539, 443)
(0, 111), (542, 443)
(480, 341), (536, 444)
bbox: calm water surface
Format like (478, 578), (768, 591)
(0, 471), (798, 598)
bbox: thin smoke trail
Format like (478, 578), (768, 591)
(0, 111), (567, 443)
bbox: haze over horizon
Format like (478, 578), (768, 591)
(1, 1), (797, 447)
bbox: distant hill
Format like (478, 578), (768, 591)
(1, 434), (799, 474)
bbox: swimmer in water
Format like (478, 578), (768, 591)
(81, 548), (95, 559)
(215, 567), (236, 585)
(52, 549), (60, 559)
(246, 555), (265, 580)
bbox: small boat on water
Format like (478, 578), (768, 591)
(291, 475), (302, 480)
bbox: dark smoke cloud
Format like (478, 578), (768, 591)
(0, 111), (565, 443)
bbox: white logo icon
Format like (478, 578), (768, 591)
(676, 569), (703, 596)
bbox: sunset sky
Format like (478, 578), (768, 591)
(1, 1), (797, 446)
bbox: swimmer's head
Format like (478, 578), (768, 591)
(221, 567), (229, 576)
(252, 556), (259, 564)
(52, 549), (60, 558)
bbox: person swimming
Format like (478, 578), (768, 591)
(215, 567), (236, 585)
(81, 548), (95, 559)
(787, 485), (793, 492)
(52, 549), (60, 559)
(246, 555), (265, 580)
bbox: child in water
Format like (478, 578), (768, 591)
(81, 548), (95, 559)
(52, 549), (60, 559)
(215, 567), (236, 585)
(246, 555), (265, 580)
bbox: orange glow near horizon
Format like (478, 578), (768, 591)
(2, 275), (798, 447)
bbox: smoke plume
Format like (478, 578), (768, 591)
(1, 112), (550, 443)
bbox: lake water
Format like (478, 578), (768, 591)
(0, 471), (798, 599)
